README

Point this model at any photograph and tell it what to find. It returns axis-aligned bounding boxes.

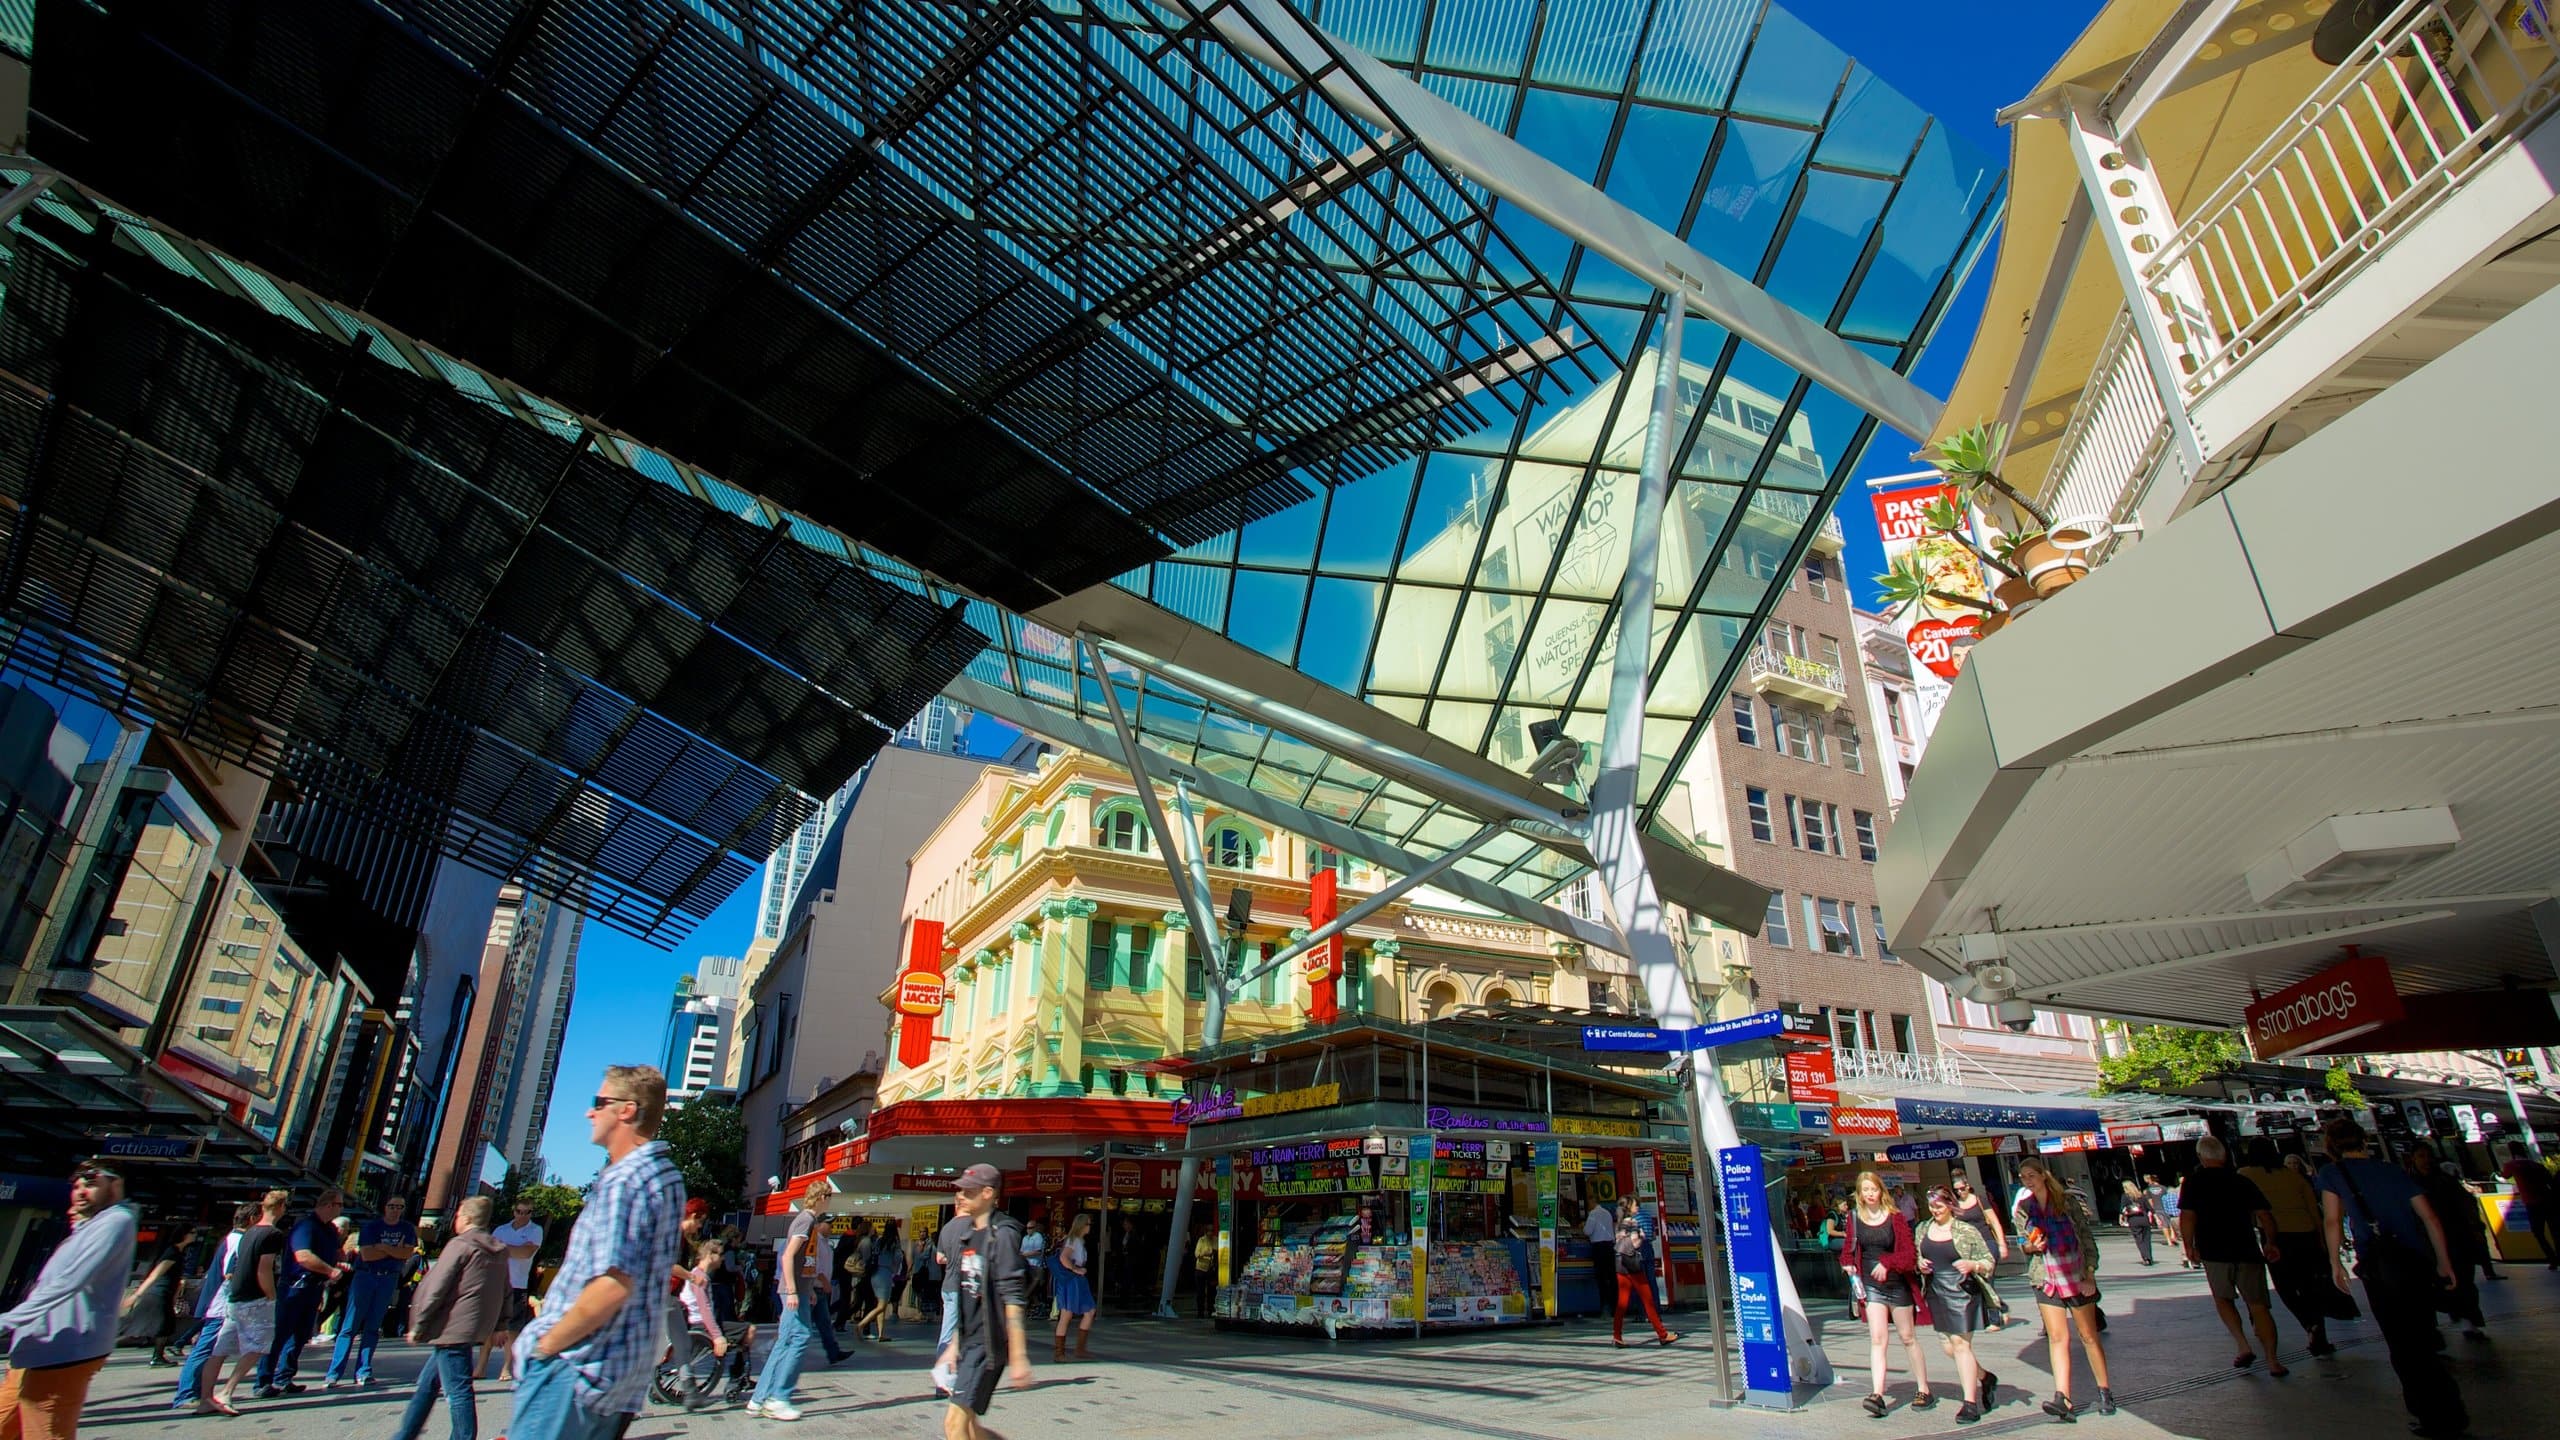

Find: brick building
[1689,543,1935,1066]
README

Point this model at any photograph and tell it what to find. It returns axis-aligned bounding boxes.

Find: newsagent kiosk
[1162,1018,1705,1335]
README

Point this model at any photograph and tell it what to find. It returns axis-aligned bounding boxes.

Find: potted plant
[1935,423,2088,597]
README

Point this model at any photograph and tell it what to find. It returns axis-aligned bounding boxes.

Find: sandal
[1912,1390,1939,1410]
[1863,1393,1890,1419]
[2042,1392,2077,1423]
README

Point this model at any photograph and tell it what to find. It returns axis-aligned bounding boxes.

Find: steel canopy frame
[1174,0,1948,444]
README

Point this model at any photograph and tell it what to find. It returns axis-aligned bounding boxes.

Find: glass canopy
[2,0,1997,938]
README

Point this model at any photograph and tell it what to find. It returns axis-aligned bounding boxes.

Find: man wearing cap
[934,1163,1033,1440]
[0,1160,138,1440]
[747,1175,836,1421]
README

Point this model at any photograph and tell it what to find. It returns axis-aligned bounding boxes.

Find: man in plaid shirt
[509,1064,688,1440]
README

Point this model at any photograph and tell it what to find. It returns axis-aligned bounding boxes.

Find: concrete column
[1369,939,1404,1019]
[1061,782,1097,848]
[1042,895,1098,1091]
[1157,912,1191,1054]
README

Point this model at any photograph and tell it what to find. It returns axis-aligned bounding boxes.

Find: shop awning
[0,1006,335,1195]
[756,1096,1186,1219]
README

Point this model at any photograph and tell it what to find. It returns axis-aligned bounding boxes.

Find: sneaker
[1956,1402,1983,1426]
[324,1379,351,1390]
[2095,1388,2117,1416]
[761,1400,804,1422]
[742,1400,767,1418]
[1979,1370,2000,1409]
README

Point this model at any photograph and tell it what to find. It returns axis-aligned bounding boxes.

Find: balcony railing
[2038,306,2174,561]
[2149,0,2560,397]
[1809,510,1848,555]
[1744,649,1846,700]
[1832,1046,1961,1087]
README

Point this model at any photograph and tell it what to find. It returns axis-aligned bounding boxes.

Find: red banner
[894,919,946,1069]
[1784,1047,1838,1105]
[2244,952,2404,1060]
[1871,482,1959,545]
[1305,868,1341,1026]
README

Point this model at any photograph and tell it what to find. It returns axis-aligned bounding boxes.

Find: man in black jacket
[934,1164,1033,1440]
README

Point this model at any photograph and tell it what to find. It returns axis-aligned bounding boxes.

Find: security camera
[765,1175,781,1190]
[1995,997,2038,1033]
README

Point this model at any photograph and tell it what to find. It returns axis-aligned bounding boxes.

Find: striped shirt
[516,1140,686,1416]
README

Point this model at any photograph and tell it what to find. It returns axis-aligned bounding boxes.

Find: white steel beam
[1583,295,1824,1404]
[1173,0,1947,442]
[941,675,1627,954]
[2104,0,2247,137]
[2059,87,2209,483]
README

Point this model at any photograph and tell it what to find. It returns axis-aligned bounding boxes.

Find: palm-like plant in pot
[1931,423,2088,599]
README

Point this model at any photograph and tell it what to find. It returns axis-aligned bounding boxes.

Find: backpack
[1614,1216,1644,1258]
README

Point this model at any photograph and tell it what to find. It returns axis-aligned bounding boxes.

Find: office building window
[1805,557,1830,601]
[1839,725,1864,774]
[1746,787,1774,843]
[1815,897,1858,955]
[1891,1013,1920,1053]
[1872,905,1898,963]
[1763,892,1791,948]
[1884,690,1911,740]
[1796,799,1828,855]
[1088,929,1116,990]
[1854,810,1880,863]
[1731,694,1758,747]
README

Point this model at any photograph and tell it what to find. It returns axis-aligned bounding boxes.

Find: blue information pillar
[1716,1143,1796,1411]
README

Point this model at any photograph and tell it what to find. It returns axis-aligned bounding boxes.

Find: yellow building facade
[876,749,1633,1104]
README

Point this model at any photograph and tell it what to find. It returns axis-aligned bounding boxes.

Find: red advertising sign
[893,1173,962,1192]
[893,919,946,1069]
[2104,1122,2163,1146]
[1872,482,1959,546]
[2243,952,2405,1060]
[1905,616,1979,680]
[1032,1158,1068,1193]
[1305,868,1343,1026]
[1831,1105,1901,1138]
[1784,1047,1838,1106]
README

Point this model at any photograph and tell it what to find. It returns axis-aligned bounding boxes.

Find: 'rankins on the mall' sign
[2244,952,2405,1061]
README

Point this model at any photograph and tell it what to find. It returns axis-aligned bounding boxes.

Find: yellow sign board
[1240,1082,1341,1119]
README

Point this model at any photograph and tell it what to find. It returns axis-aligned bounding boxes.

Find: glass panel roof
[6,0,1995,936]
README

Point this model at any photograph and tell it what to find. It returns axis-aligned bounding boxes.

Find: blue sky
[533,1,2101,1181]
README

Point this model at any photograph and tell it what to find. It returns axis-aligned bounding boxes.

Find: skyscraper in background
[663,954,741,1107]
[490,890,583,1181]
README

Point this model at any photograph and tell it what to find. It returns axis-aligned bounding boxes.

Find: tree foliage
[659,1094,747,1218]
[2324,1062,2367,1110]
[2096,1025,2247,1094]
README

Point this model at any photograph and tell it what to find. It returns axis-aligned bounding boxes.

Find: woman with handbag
[2117,1180,2158,1266]
[2014,1158,2115,1422]
[2315,1119,2467,1440]
[1841,1171,1934,1418]
[1918,1187,2002,1425]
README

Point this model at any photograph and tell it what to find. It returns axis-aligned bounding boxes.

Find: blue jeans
[257,1284,326,1389]
[750,1297,814,1406]
[171,1309,226,1408]
[392,1345,479,1440]
[505,1353,620,1440]
[327,1271,399,1382]
[811,1290,848,1362]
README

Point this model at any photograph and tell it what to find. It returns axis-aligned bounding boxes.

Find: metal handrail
[1832,1046,1961,1087]
[2037,306,2174,559]
[2148,0,2560,395]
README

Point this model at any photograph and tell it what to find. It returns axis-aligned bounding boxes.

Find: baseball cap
[956,1162,1004,1193]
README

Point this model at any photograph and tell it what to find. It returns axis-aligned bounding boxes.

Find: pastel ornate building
[875,749,1630,1104]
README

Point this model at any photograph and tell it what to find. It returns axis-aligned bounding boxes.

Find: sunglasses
[73,1168,119,1185]
[591,1093,636,1111]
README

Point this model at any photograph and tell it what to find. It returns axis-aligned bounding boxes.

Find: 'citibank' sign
[2243,953,2403,1060]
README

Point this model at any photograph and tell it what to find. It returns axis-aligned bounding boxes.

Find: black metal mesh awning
[0,200,984,942]
[28,0,1592,609]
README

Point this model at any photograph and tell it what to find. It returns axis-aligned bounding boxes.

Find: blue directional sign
[1582,1010,1789,1053]
[1581,1024,1692,1052]
[1690,1010,1787,1048]
[1717,1144,1795,1410]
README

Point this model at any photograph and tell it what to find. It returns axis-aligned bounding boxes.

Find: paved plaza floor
[78,1252,2554,1439]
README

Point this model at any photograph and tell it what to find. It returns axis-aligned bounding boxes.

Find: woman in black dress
[1919,1187,2001,1424]
[1840,1170,1933,1418]
[120,1224,204,1364]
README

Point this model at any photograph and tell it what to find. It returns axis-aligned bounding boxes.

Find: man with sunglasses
[0,1161,138,1440]
[508,1066,687,1440]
